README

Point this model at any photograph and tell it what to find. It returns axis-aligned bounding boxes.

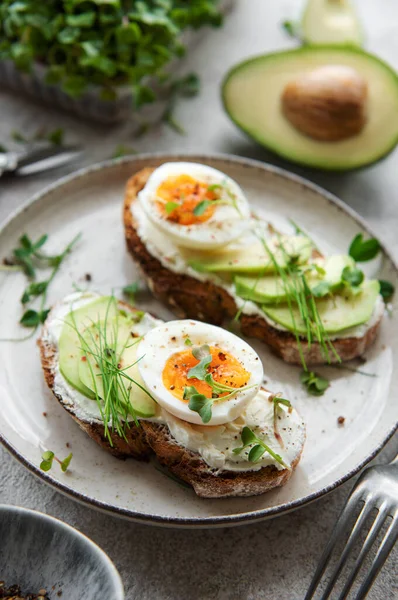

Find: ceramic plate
[0,154,397,527]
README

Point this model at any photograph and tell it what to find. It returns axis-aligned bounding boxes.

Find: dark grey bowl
[0,505,124,599]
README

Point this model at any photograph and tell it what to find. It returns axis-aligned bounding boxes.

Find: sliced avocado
[59,296,117,397]
[78,316,156,419]
[235,272,286,304]
[189,235,312,275]
[222,47,398,171]
[302,0,363,47]
[235,254,354,304]
[319,254,355,287]
[263,279,380,334]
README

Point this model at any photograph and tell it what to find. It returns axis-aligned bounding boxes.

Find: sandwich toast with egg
[38,293,305,498]
[123,164,383,366]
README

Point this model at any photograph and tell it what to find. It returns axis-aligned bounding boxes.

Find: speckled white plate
[0,154,397,528]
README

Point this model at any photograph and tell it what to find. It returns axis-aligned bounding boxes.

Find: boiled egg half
[137,320,263,426]
[138,162,251,250]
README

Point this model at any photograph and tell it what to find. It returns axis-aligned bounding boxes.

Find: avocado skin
[222,46,398,172]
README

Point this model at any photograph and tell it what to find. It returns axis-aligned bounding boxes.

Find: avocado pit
[281,65,368,142]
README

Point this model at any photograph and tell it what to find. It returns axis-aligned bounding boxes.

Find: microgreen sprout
[272,396,292,447]
[184,386,213,424]
[161,73,202,134]
[40,450,73,473]
[233,426,289,468]
[300,370,329,396]
[347,234,394,302]
[183,343,257,423]
[378,279,395,302]
[207,183,222,192]
[289,218,321,254]
[0,3,222,107]
[40,450,54,471]
[165,201,180,215]
[122,282,140,303]
[1,232,81,338]
[19,233,81,330]
[273,396,291,412]
[193,198,230,216]
[341,265,364,293]
[186,344,212,379]
[312,280,331,298]
[60,452,73,472]
[349,233,380,262]
[112,145,137,159]
[13,234,48,277]
[281,20,301,40]
[10,127,64,147]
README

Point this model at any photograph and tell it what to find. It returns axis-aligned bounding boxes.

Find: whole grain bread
[141,421,301,498]
[38,300,303,497]
[123,167,382,365]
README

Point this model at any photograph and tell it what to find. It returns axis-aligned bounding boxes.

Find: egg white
[138,162,251,250]
[137,320,264,426]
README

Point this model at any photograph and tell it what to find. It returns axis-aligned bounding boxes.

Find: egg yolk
[162,346,250,402]
[156,174,220,226]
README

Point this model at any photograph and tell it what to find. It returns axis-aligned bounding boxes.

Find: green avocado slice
[222,46,398,171]
[188,235,312,275]
[301,0,363,47]
[78,316,156,419]
[59,296,117,398]
[263,279,380,334]
[235,255,354,304]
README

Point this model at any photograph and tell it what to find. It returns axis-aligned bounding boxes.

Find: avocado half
[301,0,363,47]
[222,46,398,171]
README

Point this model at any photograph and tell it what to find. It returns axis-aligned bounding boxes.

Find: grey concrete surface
[0,1,397,598]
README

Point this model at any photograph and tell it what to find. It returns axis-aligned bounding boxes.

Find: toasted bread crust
[37,323,151,460]
[123,168,382,365]
[142,421,301,498]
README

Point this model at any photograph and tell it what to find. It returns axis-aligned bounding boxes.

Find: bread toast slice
[38,297,304,497]
[141,421,302,498]
[123,168,382,365]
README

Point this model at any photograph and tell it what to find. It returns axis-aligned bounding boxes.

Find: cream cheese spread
[158,389,305,473]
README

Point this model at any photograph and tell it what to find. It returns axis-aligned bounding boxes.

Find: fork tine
[354,510,398,600]
[320,496,375,599]
[337,502,390,600]
[304,491,369,600]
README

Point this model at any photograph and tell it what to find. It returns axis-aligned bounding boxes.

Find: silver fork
[305,452,398,600]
